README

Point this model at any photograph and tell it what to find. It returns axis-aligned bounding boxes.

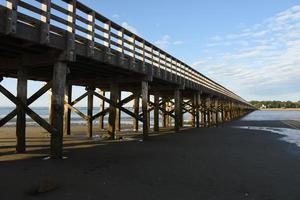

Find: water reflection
[235,126,300,147]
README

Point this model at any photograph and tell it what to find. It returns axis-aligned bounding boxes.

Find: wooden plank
[50,61,67,159]
[16,67,27,153]
[141,81,149,140]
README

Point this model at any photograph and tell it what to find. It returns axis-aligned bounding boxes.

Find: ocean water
[237,110,300,148]
[240,110,300,121]
[0,107,192,127]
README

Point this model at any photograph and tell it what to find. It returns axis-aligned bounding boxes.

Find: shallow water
[235,126,300,148]
[241,110,300,121]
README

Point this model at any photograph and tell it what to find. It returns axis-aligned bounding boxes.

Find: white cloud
[155,35,171,49]
[121,22,138,35]
[193,5,300,101]
[155,35,184,49]
[112,14,120,19]
[173,40,184,45]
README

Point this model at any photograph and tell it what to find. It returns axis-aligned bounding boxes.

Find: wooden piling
[16,67,27,153]
[116,91,121,132]
[141,81,149,140]
[196,93,200,128]
[98,89,105,129]
[86,86,94,138]
[64,84,72,135]
[108,82,119,139]
[154,93,159,132]
[50,61,67,158]
[133,92,139,132]
[174,89,181,132]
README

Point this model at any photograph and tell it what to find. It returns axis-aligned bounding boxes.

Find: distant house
[260,104,267,109]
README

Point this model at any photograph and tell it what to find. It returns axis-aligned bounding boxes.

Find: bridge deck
[0,0,255,158]
[0,0,249,103]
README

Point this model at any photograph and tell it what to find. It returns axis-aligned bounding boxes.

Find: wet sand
[1,120,300,200]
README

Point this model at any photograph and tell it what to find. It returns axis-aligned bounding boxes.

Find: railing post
[40,0,51,44]
[6,0,18,35]
[66,0,76,61]
[104,21,112,62]
[87,11,95,57]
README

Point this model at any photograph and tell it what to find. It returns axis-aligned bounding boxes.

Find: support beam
[50,61,67,159]
[16,67,27,153]
[141,81,149,140]
[108,82,119,139]
[174,89,182,132]
[64,84,72,135]
[133,93,139,132]
[116,91,121,132]
[98,90,105,129]
[86,86,94,138]
[196,93,200,128]
[154,93,159,132]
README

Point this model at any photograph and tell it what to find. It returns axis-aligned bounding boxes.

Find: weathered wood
[191,95,196,127]
[64,84,72,135]
[86,86,94,138]
[48,87,52,125]
[108,82,119,139]
[40,0,51,44]
[154,93,159,132]
[133,93,139,132]
[16,67,27,153]
[6,0,17,34]
[66,0,76,61]
[141,81,149,140]
[0,81,52,127]
[50,61,67,159]
[0,84,57,135]
[174,89,182,132]
[116,91,121,132]
[70,92,88,106]
[94,92,143,122]
[67,104,88,121]
[98,90,105,129]
[161,98,167,128]
[196,93,200,128]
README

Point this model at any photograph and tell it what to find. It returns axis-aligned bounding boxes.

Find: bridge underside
[0,2,254,158]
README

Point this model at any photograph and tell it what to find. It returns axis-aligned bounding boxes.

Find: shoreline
[259,108,300,111]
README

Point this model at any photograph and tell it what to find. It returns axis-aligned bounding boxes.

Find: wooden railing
[2,0,250,105]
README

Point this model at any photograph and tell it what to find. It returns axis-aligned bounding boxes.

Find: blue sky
[0,0,300,106]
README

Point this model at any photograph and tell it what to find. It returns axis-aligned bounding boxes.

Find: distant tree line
[250,101,300,109]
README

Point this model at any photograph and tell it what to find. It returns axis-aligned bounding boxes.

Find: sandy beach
[1,120,300,200]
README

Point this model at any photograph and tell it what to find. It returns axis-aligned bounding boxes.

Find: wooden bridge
[0,0,255,158]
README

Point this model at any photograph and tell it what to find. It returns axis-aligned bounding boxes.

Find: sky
[0,0,300,106]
